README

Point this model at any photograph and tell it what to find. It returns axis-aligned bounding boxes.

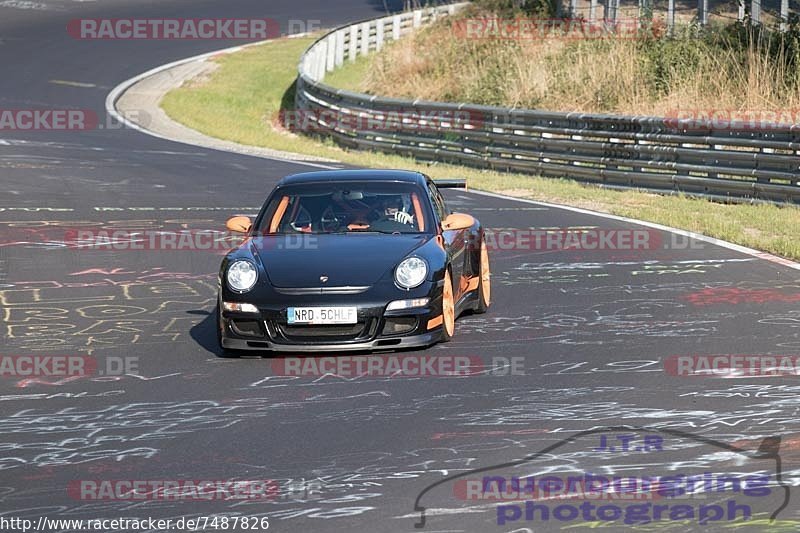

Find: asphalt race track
[2,1,800,531]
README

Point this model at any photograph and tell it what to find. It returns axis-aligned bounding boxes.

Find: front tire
[441,269,456,342]
[474,239,491,314]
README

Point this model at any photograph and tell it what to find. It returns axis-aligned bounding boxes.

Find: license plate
[287,306,358,325]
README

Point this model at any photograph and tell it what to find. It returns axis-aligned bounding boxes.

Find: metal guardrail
[295,4,800,204]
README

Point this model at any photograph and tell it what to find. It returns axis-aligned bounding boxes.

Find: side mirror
[226,216,252,234]
[441,213,475,231]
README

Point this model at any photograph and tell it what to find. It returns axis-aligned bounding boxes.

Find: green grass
[161,35,800,261]
[323,54,373,91]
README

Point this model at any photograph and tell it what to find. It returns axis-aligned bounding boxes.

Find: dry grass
[355,12,800,116]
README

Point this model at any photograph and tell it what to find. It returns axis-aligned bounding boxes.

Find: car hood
[252,233,432,288]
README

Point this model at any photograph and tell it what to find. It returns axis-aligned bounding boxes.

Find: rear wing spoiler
[433,178,467,190]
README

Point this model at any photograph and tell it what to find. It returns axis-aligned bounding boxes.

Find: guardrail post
[751,0,761,24]
[376,19,385,50]
[392,15,402,40]
[590,0,598,22]
[697,0,708,26]
[738,0,745,20]
[348,25,358,62]
[640,0,653,24]
[325,34,336,72]
[360,22,371,56]
[335,29,345,67]
[311,47,322,81]
[607,0,619,27]
[413,10,423,28]
[780,0,789,31]
[668,0,675,34]
[317,44,327,80]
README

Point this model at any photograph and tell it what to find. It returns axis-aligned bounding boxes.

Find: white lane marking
[0,0,51,10]
[471,207,548,211]
[104,34,338,171]
[49,79,97,88]
[465,189,800,271]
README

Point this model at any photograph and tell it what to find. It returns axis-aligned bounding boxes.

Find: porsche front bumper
[219,299,445,352]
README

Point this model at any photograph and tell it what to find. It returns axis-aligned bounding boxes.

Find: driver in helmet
[376,195,414,225]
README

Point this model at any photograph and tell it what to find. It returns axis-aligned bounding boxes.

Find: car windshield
[256,181,432,235]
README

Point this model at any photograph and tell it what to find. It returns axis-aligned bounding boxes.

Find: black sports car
[217,169,491,355]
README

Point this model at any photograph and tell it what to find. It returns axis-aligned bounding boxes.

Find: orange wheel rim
[444,271,455,336]
[480,240,491,305]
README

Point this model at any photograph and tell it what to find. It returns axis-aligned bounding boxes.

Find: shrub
[472,0,558,17]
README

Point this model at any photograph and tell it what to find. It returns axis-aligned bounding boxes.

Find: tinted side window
[427,181,448,222]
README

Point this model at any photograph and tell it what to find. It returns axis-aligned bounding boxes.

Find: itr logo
[413,426,789,529]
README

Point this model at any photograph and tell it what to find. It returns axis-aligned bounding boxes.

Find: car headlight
[395,257,427,289]
[227,260,258,292]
